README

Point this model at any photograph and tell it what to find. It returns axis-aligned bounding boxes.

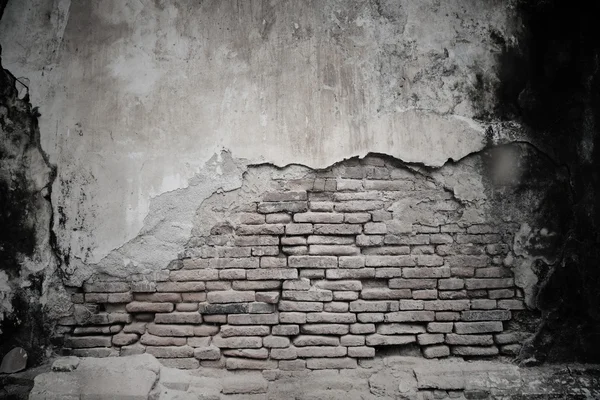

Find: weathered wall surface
[0,0,598,367]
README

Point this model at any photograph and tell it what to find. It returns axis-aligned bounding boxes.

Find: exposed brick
[427,322,453,333]
[357,313,384,323]
[235,235,279,246]
[356,234,384,247]
[207,290,256,304]
[438,278,464,290]
[454,321,503,334]
[281,237,306,246]
[333,291,360,301]
[294,212,344,223]
[307,235,354,245]
[374,268,404,278]
[251,246,280,256]
[465,278,514,290]
[475,267,512,278]
[423,300,470,311]
[155,312,203,324]
[363,246,410,255]
[219,269,246,280]
[293,335,340,347]
[263,191,308,202]
[282,246,309,255]
[239,213,266,225]
[417,333,444,345]
[309,201,334,212]
[422,345,450,358]
[309,245,360,255]
[371,210,392,222]
[350,323,376,334]
[282,290,332,302]
[348,346,375,358]
[446,334,493,346]
[170,270,218,282]
[456,234,501,244]
[326,269,376,279]
[126,302,174,313]
[497,299,526,310]
[258,201,307,214]
[461,310,511,321]
[361,288,411,300]
[84,282,130,293]
[272,325,300,336]
[232,280,281,290]
[488,289,515,299]
[306,357,357,369]
[389,278,437,289]
[451,346,499,356]
[289,255,337,268]
[228,313,279,325]
[366,334,416,346]
[365,255,415,267]
[297,346,347,358]
[306,312,356,324]
[344,213,371,224]
[313,224,363,235]
[377,323,425,334]
[236,224,285,235]
[279,301,323,312]
[403,267,450,278]
[413,289,438,300]
[247,269,298,280]
[265,213,292,224]
[399,300,424,310]
[301,324,350,335]
[339,256,365,269]
[384,311,435,322]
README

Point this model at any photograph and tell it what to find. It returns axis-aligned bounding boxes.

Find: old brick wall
[57,155,532,370]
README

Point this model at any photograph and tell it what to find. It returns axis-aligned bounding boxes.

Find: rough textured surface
[24,354,600,399]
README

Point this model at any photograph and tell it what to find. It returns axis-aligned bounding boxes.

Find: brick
[206,281,231,290]
[141,333,186,347]
[500,344,521,356]
[344,213,371,224]
[232,280,281,290]
[258,201,307,214]
[348,347,375,358]
[279,360,307,370]
[227,313,279,325]
[339,256,365,269]
[123,322,147,335]
[306,357,357,369]
[350,300,398,312]
[350,323,376,334]
[488,289,514,299]
[235,235,279,246]
[475,267,512,278]
[340,334,365,346]
[309,201,334,212]
[451,346,499,356]
[306,312,356,324]
[293,335,339,347]
[285,224,314,235]
[374,268,403,278]
[364,246,410,255]
[422,345,450,358]
[385,234,430,245]
[364,180,413,191]
[389,279,436,289]
[294,212,344,223]
[411,245,436,255]
[300,269,324,279]
[266,213,293,224]
[225,358,278,370]
[282,290,332,302]
[438,279,464,290]
[65,336,112,348]
[461,310,511,321]
[247,269,298,280]
[309,245,360,255]
[366,334,416,346]
[187,337,211,347]
[470,299,497,310]
[279,301,323,312]
[415,255,444,266]
[251,246,279,256]
[385,311,435,322]
[219,269,247,280]
[399,300,424,310]
[357,313,384,323]
[198,303,248,314]
[439,290,467,300]
[263,335,291,348]
[272,325,299,336]
[301,324,350,335]
[361,288,411,300]
[313,224,362,235]
[333,291,359,301]
[486,244,510,255]
[494,331,530,345]
[282,278,310,290]
[259,257,287,269]
[289,255,337,268]
[146,324,194,337]
[427,322,453,333]
[130,282,156,293]
[263,191,308,202]
[498,299,525,310]
[413,289,438,300]
[465,278,514,290]
[366,255,415,267]
[270,347,298,360]
[423,300,470,311]
[84,282,130,293]
[297,346,347,358]
[208,258,260,269]
[220,325,270,337]
[403,267,450,278]
[467,225,498,234]
[456,234,501,244]
[126,302,174,313]
[326,269,375,279]
[284,248,310,259]
[255,292,280,304]
[445,255,490,268]
[377,324,426,334]
[146,346,194,358]
[281,237,306,246]
[335,179,363,191]
[446,334,493,346]
[356,234,384,247]
[212,335,263,349]
[237,224,284,235]
[436,312,461,321]
[279,312,306,324]
[155,312,203,324]
[307,235,354,245]
[202,315,226,323]
[451,267,475,277]
[454,321,503,334]
[194,345,221,360]
[430,234,453,244]
[441,224,463,233]
[418,333,444,345]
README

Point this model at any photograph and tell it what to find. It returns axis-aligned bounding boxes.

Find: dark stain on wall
[497,0,600,362]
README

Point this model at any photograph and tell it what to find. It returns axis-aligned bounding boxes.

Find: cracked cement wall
[0,0,598,366]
